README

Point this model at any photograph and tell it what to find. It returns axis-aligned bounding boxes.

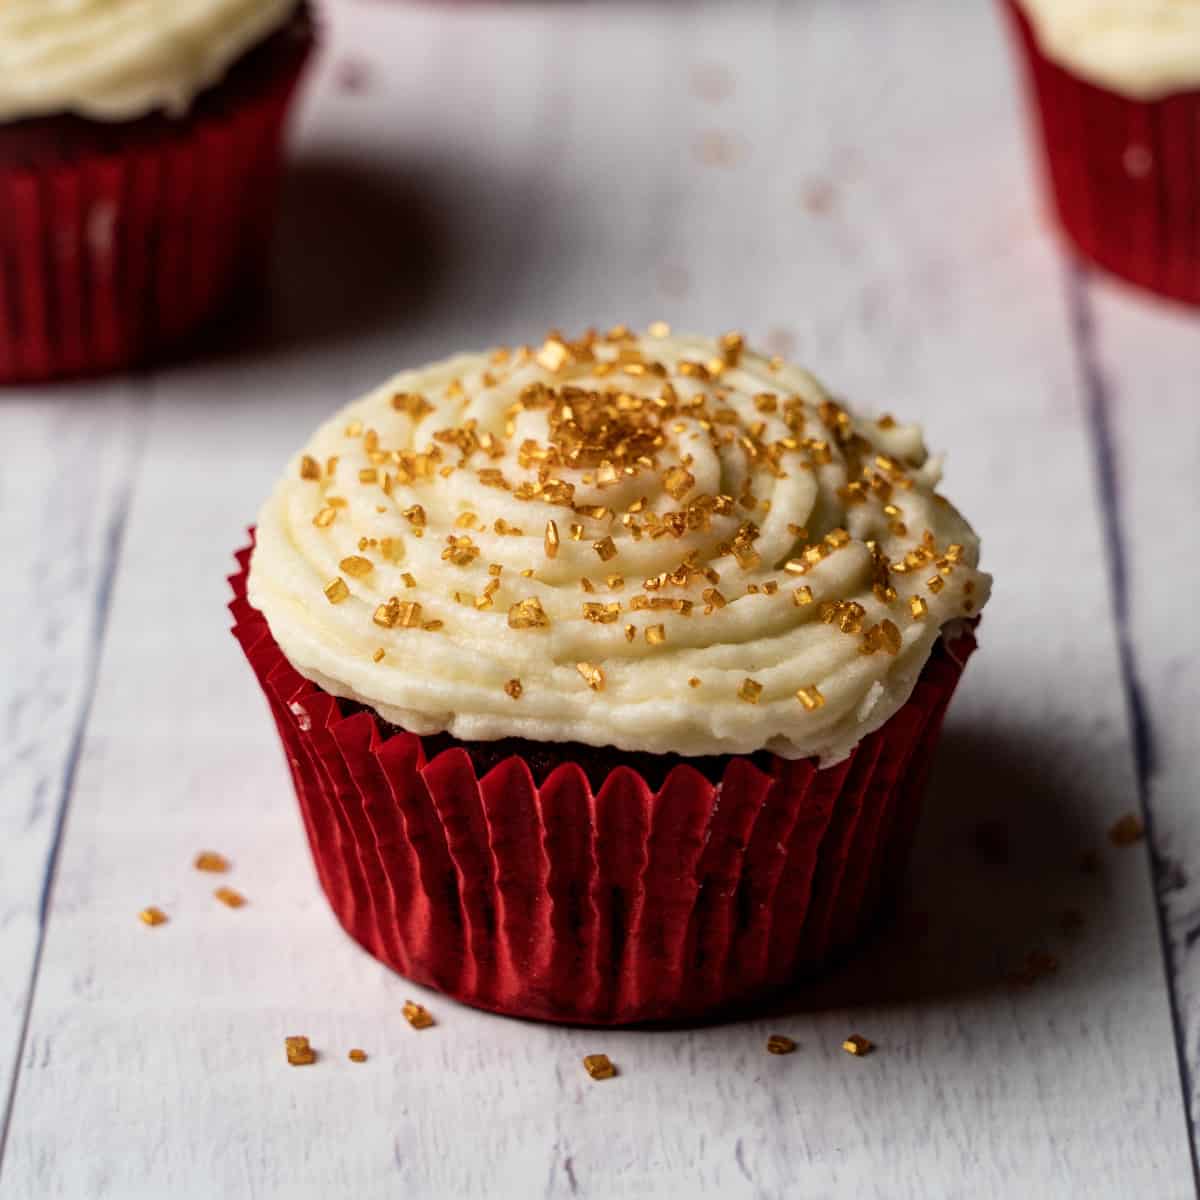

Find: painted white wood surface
[1083,275,1200,1131]
[0,383,144,1119]
[1,2,1198,1196]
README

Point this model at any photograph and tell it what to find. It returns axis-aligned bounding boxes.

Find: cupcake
[1003,0,1200,305]
[232,327,991,1025]
[0,0,314,384]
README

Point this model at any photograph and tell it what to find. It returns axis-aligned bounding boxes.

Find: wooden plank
[1077,273,1200,1152]
[0,381,144,1147]
[1,2,1194,1196]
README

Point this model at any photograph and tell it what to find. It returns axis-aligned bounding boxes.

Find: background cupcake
[1003,0,1200,305]
[0,0,314,384]
[233,327,991,1025]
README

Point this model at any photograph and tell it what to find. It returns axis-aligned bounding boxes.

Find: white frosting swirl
[1016,0,1200,98]
[0,0,300,122]
[248,331,990,763]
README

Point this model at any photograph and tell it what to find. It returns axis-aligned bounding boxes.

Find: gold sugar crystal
[194,851,229,874]
[583,1054,616,1081]
[403,1002,435,1030]
[766,1035,797,1056]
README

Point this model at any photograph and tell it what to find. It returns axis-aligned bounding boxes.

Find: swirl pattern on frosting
[248,329,990,763]
[0,0,299,122]
[1017,0,1200,98]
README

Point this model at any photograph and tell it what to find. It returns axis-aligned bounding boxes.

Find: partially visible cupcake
[233,327,991,1025]
[1003,0,1200,305]
[0,0,314,383]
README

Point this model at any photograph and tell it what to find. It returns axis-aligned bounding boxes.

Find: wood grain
[0,381,144,1145]
[0,2,1197,1197]
[1079,273,1200,1149]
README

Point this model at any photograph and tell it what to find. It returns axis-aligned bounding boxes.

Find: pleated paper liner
[1003,0,1200,307]
[0,14,314,384]
[231,537,976,1026]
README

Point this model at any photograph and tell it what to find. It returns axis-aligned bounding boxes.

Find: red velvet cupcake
[0,1,314,383]
[1003,0,1200,305]
[234,328,991,1025]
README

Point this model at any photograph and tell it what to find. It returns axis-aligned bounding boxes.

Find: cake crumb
[193,851,229,873]
[1108,813,1144,847]
[841,1034,873,1057]
[139,907,167,927]
[286,1036,316,1066]
[766,1035,796,1056]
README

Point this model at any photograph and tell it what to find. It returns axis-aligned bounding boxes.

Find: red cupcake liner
[0,33,312,384]
[230,535,976,1025]
[1002,0,1200,306]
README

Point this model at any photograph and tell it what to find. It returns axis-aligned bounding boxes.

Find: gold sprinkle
[423,620,444,632]
[402,572,417,589]
[793,586,814,606]
[372,648,385,663]
[545,520,560,559]
[139,907,167,927]
[392,392,433,418]
[663,465,695,501]
[403,505,427,528]
[766,1035,797,1056]
[580,577,596,594]
[738,678,763,704]
[325,578,350,605]
[878,619,902,654]
[842,1035,874,1057]
[403,1001,435,1030]
[373,599,401,628]
[194,851,229,873]
[583,1054,616,1081]
[576,662,606,691]
[909,596,928,620]
[645,624,667,646]
[344,420,363,438]
[536,337,570,373]
[648,321,671,337]
[285,1036,316,1066]
[348,1049,367,1063]
[702,587,727,609]
[1109,813,1145,847]
[299,455,321,480]
[442,536,480,567]
[313,507,338,529]
[796,685,824,711]
[214,886,246,909]
[339,555,374,579]
[688,677,701,688]
[508,598,550,630]
[624,624,637,642]
[605,574,625,591]
[504,679,523,700]
[358,467,378,485]
[570,523,585,541]
[593,536,618,562]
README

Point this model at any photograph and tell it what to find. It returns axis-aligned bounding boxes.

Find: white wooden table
[2,2,1198,1196]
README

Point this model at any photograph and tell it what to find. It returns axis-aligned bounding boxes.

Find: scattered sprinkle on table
[842,1035,873,1057]
[348,1049,367,1063]
[139,907,167,927]
[583,1054,616,1080]
[193,851,230,873]
[403,1001,434,1030]
[1108,813,1145,847]
[766,1035,797,1056]
[285,1036,316,1066]
[214,887,246,909]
